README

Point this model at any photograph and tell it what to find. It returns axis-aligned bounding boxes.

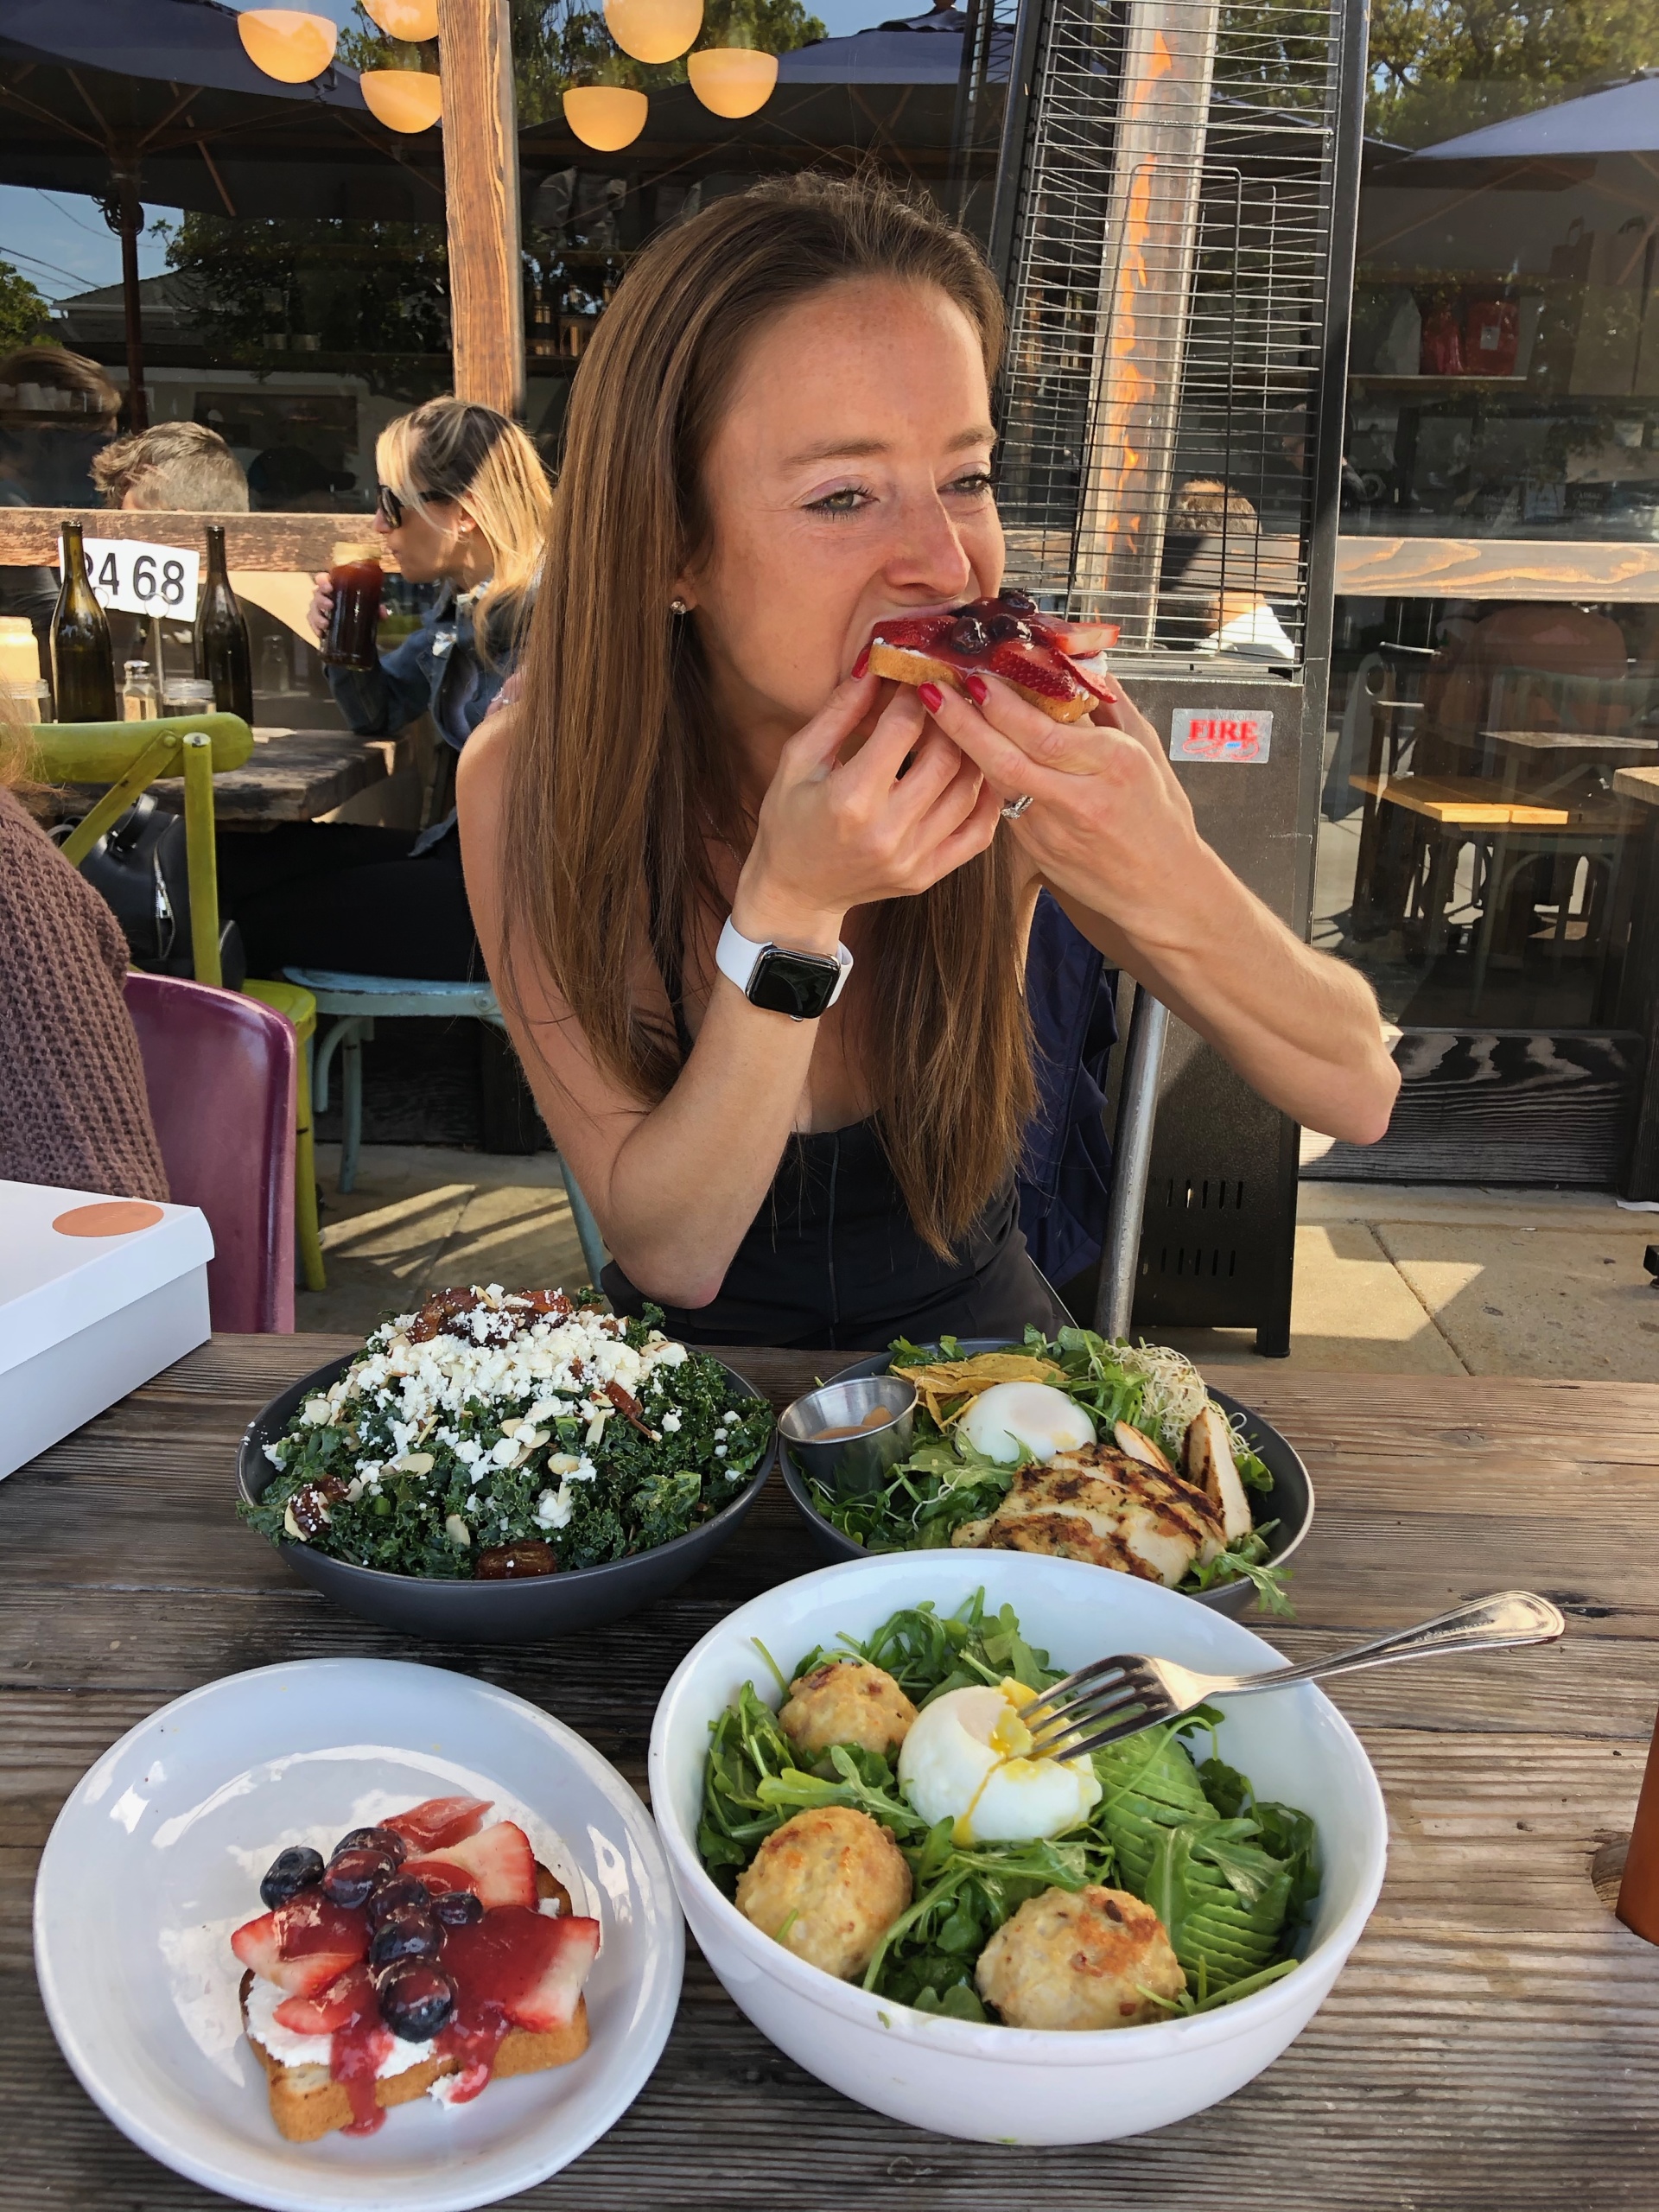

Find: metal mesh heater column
[1071,0,1219,641]
[984,0,1368,1351]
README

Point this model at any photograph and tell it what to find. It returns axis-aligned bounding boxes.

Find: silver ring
[1001,794,1033,821]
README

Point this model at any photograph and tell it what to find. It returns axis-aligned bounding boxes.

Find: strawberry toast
[231,1791,599,2140]
[866,592,1118,723]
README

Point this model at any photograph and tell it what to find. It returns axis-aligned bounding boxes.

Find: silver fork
[1020,1591,1566,1761]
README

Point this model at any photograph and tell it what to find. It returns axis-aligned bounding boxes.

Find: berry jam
[868,594,1112,709]
[431,1906,574,2101]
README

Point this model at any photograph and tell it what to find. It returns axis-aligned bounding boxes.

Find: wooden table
[46,728,413,828]
[4,1336,1657,2209]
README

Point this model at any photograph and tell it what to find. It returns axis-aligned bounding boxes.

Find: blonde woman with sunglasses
[219,399,552,982]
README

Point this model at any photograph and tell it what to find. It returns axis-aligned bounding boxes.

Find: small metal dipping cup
[779,1375,918,1499]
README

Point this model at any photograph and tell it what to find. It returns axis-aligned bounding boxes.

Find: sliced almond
[1185,1403,1253,1544]
[391,1450,435,1475]
[1115,1420,1174,1475]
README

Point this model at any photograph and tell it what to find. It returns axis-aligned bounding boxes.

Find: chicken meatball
[779,1660,918,1758]
[976,1885,1185,2030]
[735,1806,912,1980]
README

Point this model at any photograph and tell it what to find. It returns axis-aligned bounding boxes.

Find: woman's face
[682,276,1004,734]
[373,491,476,584]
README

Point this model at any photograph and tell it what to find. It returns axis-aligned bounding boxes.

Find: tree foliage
[0,261,55,354]
[1366,0,1659,148]
[156,213,448,367]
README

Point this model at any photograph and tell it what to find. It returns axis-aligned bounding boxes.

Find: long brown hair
[503,171,1034,1257]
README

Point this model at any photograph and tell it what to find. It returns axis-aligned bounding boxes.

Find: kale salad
[699,1592,1319,2023]
[245,1285,773,1580]
[803,1327,1291,1613]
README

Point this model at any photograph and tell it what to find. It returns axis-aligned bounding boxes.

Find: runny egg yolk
[897,1680,1102,1847]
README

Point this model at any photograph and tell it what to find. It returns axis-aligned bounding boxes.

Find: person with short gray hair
[92,421,249,512]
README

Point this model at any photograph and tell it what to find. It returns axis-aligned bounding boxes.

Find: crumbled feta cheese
[263,1442,287,1469]
[714,1444,727,1457]
[534,1482,575,1530]
[490,1435,519,1467]
[660,1411,683,1433]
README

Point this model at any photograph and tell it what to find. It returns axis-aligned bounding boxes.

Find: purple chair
[124,971,297,1333]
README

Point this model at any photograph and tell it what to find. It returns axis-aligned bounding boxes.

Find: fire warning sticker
[1168,708,1274,764]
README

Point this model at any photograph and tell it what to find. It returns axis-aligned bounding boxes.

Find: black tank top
[599,919,1069,1351]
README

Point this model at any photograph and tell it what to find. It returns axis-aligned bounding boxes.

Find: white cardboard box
[0,1179,214,1478]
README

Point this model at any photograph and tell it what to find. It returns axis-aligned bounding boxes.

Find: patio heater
[965,0,1367,1351]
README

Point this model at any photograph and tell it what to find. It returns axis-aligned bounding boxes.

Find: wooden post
[437,0,524,417]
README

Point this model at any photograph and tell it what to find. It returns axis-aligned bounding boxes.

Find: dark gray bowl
[779,1340,1312,1618]
[238,1351,775,1642]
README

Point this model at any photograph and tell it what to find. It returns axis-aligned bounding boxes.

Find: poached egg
[958,1382,1096,1465]
[897,1681,1102,1846]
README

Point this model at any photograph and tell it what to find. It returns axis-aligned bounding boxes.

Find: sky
[0,0,894,308]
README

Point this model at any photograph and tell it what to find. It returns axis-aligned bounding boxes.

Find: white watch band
[715,916,854,1010]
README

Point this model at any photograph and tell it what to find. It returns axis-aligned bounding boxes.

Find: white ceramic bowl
[35,1658,684,2212]
[648,1552,1387,2145]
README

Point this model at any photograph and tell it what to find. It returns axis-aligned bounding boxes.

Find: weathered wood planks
[3,1335,1659,2208]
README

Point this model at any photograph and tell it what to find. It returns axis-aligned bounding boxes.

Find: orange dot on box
[52,1201,165,1238]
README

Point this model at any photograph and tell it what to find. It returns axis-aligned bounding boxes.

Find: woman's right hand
[306,572,334,643]
[732,671,1001,951]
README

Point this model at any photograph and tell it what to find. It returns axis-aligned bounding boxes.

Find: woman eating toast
[458,173,1398,1350]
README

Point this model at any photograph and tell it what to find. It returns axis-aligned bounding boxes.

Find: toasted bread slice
[867,639,1097,724]
[240,1860,588,2142]
[242,1975,589,2143]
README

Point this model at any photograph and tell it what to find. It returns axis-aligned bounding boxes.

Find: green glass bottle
[49,521,116,722]
[194,523,252,724]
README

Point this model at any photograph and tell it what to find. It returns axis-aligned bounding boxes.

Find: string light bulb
[237,8,339,83]
[686,46,777,117]
[563,85,649,150]
[359,68,443,130]
[603,0,702,63]
[359,0,441,38]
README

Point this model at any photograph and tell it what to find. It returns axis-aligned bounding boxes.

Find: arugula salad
[802,1327,1291,1614]
[245,1284,773,1579]
[699,1592,1319,2024]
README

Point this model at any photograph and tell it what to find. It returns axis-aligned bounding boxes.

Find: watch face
[747,947,842,1020]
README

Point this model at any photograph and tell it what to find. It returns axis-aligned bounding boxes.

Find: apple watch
[715,915,853,1021]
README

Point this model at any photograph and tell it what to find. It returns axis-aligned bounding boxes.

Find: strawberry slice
[505,1913,600,2031]
[273,1964,377,2036]
[401,1853,476,1897]
[426,1820,537,1910]
[228,1893,365,1999]
[440,1906,600,2032]
[384,1795,491,1853]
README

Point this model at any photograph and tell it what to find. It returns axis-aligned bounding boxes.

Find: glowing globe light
[563,85,649,150]
[686,47,777,118]
[360,0,441,38]
[359,67,443,130]
[603,0,702,63]
[237,8,339,83]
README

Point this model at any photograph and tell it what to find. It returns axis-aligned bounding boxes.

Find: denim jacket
[325,583,524,849]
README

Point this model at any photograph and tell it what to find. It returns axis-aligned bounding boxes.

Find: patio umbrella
[1405,70,1659,165]
[0,0,442,424]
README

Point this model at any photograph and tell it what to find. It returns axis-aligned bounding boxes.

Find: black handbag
[60,792,246,989]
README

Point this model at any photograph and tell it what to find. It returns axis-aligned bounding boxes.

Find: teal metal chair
[283,967,609,1287]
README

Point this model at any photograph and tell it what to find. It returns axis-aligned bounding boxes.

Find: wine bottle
[194,523,253,724]
[49,522,116,722]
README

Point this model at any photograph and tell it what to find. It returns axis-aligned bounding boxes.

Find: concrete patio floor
[297,1147,1659,1381]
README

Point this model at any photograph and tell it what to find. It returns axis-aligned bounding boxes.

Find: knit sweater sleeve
[0,788,170,1202]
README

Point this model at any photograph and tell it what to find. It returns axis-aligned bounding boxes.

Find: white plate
[34,1658,683,2212]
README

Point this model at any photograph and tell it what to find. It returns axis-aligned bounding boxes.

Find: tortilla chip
[897,1352,1068,1425]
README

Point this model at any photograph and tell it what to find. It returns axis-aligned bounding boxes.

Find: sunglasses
[375,484,405,529]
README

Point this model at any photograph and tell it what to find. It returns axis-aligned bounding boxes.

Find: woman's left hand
[922,666,1402,1147]
[922,670,1207,952]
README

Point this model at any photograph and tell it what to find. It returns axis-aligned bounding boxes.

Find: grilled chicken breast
[951,1446,1226,1587]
